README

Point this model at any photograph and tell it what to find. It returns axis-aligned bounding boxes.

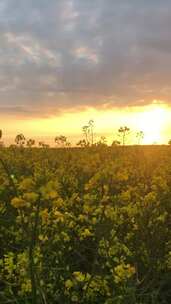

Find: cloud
[0,0,171,117]
[74,47,99,64]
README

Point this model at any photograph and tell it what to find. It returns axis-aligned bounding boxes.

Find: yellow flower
[54,210,64,223]
[19,178,35,191]
[48,190,58,199]
[80,228,93,239]
[71,295,79,302]
[78,214,86,222]
[92,217,97,224]
[68,220,75,228]
[114,263,135,283]
[53,198,64,208]
[11,197,25,208]
[73,271,85,282]
[18,280,31,296]
[40,209,49,223]
[23,192,39,203]
[39,234,48,242]
[61,232,70,242]
[65,279,73,289]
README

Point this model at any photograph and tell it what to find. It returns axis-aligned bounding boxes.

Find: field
[0,146,171,303]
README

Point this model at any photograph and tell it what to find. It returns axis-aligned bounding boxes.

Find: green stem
[29,195,41,304]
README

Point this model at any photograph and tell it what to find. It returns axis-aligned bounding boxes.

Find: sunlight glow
[1,102,171,146]
[134,104,170,144]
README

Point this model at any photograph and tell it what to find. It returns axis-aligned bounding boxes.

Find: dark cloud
[0,0,171,117]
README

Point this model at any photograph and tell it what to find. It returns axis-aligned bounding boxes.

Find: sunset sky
[1,0,171,145]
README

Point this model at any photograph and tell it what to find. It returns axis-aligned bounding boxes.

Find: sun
[135,104,169,144]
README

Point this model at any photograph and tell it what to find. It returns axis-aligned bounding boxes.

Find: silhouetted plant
[82,120,95,146]
[118,126,130,145]
[136,131,144,145]
[82,126,90,145]
[88,119,94,145]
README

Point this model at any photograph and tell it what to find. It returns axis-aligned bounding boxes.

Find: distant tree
[118,126,130,145]
[111,140,121,146]
[55,135,66,147]
[76,139,87,147]
[0,130,2,139]
[168,139,171,145]
[27,139,35,147]
[39,141,43,147]
[39,141,49,148]
[66,141,71,148]
[55,135,70,147]
[136,131,144,145]
[9,144,17,149]
[15,134,26,147]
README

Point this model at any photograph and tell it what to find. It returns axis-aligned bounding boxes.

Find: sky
[1,0,171,145]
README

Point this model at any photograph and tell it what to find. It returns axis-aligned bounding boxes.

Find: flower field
[0,146,171,303]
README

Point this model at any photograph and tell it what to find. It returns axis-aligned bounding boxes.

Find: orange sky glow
[1,101,171,146]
